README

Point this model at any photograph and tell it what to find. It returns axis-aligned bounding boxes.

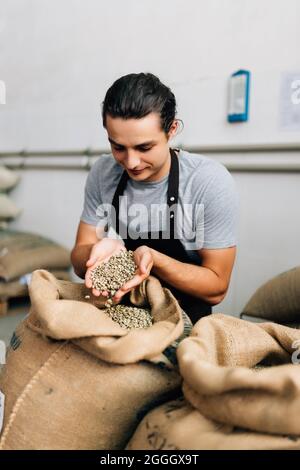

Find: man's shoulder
[90,152,121,173]
[89,153,122,183]
[179,148,233,186]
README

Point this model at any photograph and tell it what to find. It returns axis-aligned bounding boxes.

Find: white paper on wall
[280,71,300,130]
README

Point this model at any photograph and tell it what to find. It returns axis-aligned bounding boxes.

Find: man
[71,73,239,324]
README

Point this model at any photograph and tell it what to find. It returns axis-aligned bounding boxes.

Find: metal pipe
[1,142,300,158]
[1,145,300,172]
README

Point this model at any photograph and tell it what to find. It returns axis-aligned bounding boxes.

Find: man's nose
[124,151,141,170]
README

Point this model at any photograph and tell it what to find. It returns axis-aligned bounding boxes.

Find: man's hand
[85,238,126,297]
[112,245,154,303]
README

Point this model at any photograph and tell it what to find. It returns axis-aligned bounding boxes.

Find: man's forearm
[71,244,94,279]
[150,248,226,305]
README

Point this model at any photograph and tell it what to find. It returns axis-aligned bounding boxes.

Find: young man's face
[105,112,177,182]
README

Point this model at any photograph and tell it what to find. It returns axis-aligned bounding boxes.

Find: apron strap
[111,148,179,237]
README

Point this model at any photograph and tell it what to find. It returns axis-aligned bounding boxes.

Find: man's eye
[113,146,152,152]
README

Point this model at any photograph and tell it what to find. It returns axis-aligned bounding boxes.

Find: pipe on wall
[1,144,300,172]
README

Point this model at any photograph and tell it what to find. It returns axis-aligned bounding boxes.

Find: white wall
[1,0,300,149]
[215,162,300,315]
[1,0,300,316]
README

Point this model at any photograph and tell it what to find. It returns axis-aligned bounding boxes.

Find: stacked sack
[4,262,300,450]
[0,270,192,450]
[0,165,71,316]
[0,165,21,230]
[126,267,300,450]
[126,313,300,450]
[240,266,300,327]
[0,230,71,316]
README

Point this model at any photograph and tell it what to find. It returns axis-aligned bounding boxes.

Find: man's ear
[167,119,179,140]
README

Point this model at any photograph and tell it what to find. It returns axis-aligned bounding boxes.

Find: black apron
[110,147,212,324]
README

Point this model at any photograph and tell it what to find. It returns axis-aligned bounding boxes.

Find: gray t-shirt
[80,148,239,264]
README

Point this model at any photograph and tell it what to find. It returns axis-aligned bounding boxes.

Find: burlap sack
[0,230,70,281]
[0,166,20,191]
[241,266,300,324]
[176,314,300,440]
[0,270,186,450]
[0,194,21,221]
[126,397,300,450]
[0,270,70,302]
[0,221,8,230]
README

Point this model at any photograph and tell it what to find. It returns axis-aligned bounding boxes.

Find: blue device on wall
[227,69,250,122]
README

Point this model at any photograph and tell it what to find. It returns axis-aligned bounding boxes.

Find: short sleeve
[80,161,102,226]
[194,167,239,250]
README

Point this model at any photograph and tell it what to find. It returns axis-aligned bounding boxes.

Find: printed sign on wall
[280,72,300,130]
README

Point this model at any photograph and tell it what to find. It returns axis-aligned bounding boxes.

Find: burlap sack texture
[0,270,71,315]
[126,397,300,450]
[127,314,300,450]
[241,266,300,325]
[0,166,20,192]
[0,231,70,281]
[0,270,70,298]
[178,314,300,439]
[0,166,21,226]
[0,194,21,221]
[0,270,186,450]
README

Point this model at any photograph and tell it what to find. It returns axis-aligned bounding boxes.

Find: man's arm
[150,246,236,305]
[71,221,100,278]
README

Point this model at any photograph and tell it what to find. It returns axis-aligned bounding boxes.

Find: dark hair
[102,72,179,135]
